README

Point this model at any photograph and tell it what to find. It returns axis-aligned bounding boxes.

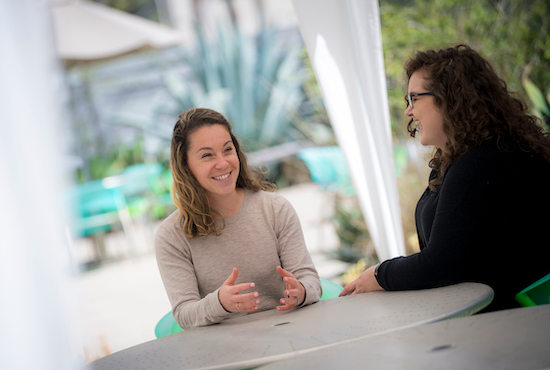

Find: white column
[0,0,82,369]
[291,0,405,261]
[165,0,197,48]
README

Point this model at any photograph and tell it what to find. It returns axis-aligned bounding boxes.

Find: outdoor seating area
[3,1,549,369]
[66,162,175,268]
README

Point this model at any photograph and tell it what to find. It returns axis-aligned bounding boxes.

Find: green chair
[154,279,344,338]
[104,162,164,218]
[320,279,344,300]
[66,179,135,262]
[515,272,550,307]
[297,146,355,196]
[155,310,184,338]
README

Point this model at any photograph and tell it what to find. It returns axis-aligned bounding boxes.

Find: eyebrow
[195,140,233,153]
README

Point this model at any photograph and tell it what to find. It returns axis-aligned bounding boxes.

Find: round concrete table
[88,282,493,370]
[262,304,550,370]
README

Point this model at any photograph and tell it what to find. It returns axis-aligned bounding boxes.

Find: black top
[377,138,550,312]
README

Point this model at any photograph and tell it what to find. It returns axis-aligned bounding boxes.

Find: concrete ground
[73,183,350,362]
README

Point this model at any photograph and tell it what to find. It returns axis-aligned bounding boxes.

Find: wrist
[373,262,381,284]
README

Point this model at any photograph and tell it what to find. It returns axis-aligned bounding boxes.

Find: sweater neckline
[215,189,251,227]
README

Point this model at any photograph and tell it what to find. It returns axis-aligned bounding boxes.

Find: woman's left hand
[339,264,384,296]
[276,266,305,311]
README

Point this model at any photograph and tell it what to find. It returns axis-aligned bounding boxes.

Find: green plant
[153,21,312,153]
[75,136,146,182]
[522,66,550,130]
[381,0,550,138]
[332,194,378,264]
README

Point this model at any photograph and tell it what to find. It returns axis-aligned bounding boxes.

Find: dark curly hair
[405,44,550,190]
[170,108,276,238]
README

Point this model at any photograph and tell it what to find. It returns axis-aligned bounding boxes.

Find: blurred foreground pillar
[0,0,81,369]
[292,0,405,261]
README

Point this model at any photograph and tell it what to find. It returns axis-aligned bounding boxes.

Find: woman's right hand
[218,267,261,313]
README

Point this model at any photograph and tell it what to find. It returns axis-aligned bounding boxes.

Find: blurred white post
[165,0,197,48]
[291,0,405,261]
[0,1,81,369]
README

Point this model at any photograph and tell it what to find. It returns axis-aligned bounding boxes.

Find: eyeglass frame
[406,92,435,108]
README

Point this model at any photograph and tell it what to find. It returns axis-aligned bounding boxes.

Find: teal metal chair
[515,272,550,307]
[104,162,164,218]
[297,146,355,196]
[154,279,344,338]
[66,179,135,262]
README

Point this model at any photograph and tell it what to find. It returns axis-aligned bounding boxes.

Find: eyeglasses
[406,92,435,108]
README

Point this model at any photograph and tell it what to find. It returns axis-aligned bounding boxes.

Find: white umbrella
[51,0,182,61]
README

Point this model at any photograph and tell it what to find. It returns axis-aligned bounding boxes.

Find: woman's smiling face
[186,124,240,202]
[405,70,447,150]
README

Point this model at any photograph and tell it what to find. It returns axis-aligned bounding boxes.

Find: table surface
[262,304,550,370]
[89,282,493,370]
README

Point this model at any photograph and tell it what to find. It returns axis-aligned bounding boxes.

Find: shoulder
[157,209,181,233]
[244,190,298,223]
[246,189,289,208]
[155,209,188,249]
[444,138,550,193]
[451,138,548,175]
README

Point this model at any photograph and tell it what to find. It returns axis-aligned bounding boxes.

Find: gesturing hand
[276,266,305,311]
[218,268,261,313]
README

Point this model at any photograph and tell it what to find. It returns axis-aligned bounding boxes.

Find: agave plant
[152,19,311,152]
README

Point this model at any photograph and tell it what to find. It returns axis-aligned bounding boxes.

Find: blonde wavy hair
[170,108,276,238]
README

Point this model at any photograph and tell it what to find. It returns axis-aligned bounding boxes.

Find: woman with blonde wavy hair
[155,107,321,328]
[341,44,550,312]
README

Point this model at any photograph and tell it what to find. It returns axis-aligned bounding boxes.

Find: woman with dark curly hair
[155,108,321,328]
[341,44,550,312]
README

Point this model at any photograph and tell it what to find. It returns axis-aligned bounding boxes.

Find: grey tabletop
[262,304,550,370]
[89,282,493,370]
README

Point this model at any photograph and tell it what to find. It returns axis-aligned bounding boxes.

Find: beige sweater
[155,189,322,328]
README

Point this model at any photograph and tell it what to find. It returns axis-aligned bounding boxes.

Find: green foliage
[522,76,550,129]
[380,0,550,137]
[332,195,375,263]
[155,21,313,152]
[76,139,145,182]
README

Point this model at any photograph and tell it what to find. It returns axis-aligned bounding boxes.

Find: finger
[284,288,300,298]
[276,266,294,279]
[223,267,239,286]
[276,301,294,311]
[228,282,256,295]
[339,280,356,297]
[234,298,261,312]
[283,278,302,296]
[236,291,260,302]
[279,296,300,306]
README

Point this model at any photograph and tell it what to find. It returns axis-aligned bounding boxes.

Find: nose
[214,156,229,169]
[405,104,413,117]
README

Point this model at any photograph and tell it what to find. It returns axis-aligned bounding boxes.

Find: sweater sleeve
[377,148,502,290]
[275,196,322,305]
[154,221,230,328]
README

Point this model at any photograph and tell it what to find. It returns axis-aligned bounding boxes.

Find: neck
[209,188,245,219]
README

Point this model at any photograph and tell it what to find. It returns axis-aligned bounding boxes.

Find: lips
[213,172,231,181]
